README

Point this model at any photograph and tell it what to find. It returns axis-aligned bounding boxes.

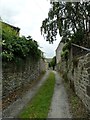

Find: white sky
[0,0,61,58]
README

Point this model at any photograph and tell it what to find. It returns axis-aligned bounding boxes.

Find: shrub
[1,22,41,62]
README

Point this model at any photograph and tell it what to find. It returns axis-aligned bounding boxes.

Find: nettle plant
[1,22,41,62]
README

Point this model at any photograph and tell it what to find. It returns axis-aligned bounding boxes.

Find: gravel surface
[2,70,50,118]
[48,71,72,118]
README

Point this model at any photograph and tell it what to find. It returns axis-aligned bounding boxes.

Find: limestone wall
[60,53,90,111]
[2,58,46,108]
[56,42,64,64]
[74,53,90,110]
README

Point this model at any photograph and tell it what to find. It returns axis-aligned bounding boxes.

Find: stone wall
[56,42,64,64]
[74,53,90,111]
[2,58,46,108]
[60,53,90,111]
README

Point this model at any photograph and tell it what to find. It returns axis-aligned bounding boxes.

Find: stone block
[87,85,90,97]
[89,75,90,84]
[87,68,90,74]
[86,53,90,58]
[85,62,90,68]
[87,57,90,62]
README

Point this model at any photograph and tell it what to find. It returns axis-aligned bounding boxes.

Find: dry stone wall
[2,58,46,108]
[60,53,90,111]
[74,53,90,110]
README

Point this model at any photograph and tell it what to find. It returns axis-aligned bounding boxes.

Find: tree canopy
[41,2,90,45]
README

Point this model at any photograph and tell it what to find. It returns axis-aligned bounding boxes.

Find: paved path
[3,70,50,118]
[48,71,72,118]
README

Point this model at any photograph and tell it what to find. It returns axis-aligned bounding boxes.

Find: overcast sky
[0,0,61,58]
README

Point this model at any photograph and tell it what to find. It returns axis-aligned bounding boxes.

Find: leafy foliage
[41,2,90,46]
[1,22,41,61]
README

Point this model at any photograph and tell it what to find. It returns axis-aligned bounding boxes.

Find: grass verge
[18,72,55,118]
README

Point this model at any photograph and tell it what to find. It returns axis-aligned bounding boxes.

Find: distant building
[56,41,64,64]
[1,21,20,36]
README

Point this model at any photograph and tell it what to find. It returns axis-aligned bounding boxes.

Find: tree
[49,56,56,70]
[41,2,90,46]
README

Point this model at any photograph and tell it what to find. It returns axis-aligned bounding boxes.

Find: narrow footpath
[3,70,72,118]
[3,70,50,118]
[48,71,72,118]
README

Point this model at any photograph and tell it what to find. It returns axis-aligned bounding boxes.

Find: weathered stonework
[2,58,46,108]
[56,41,64,64]
[59,53,90,111]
